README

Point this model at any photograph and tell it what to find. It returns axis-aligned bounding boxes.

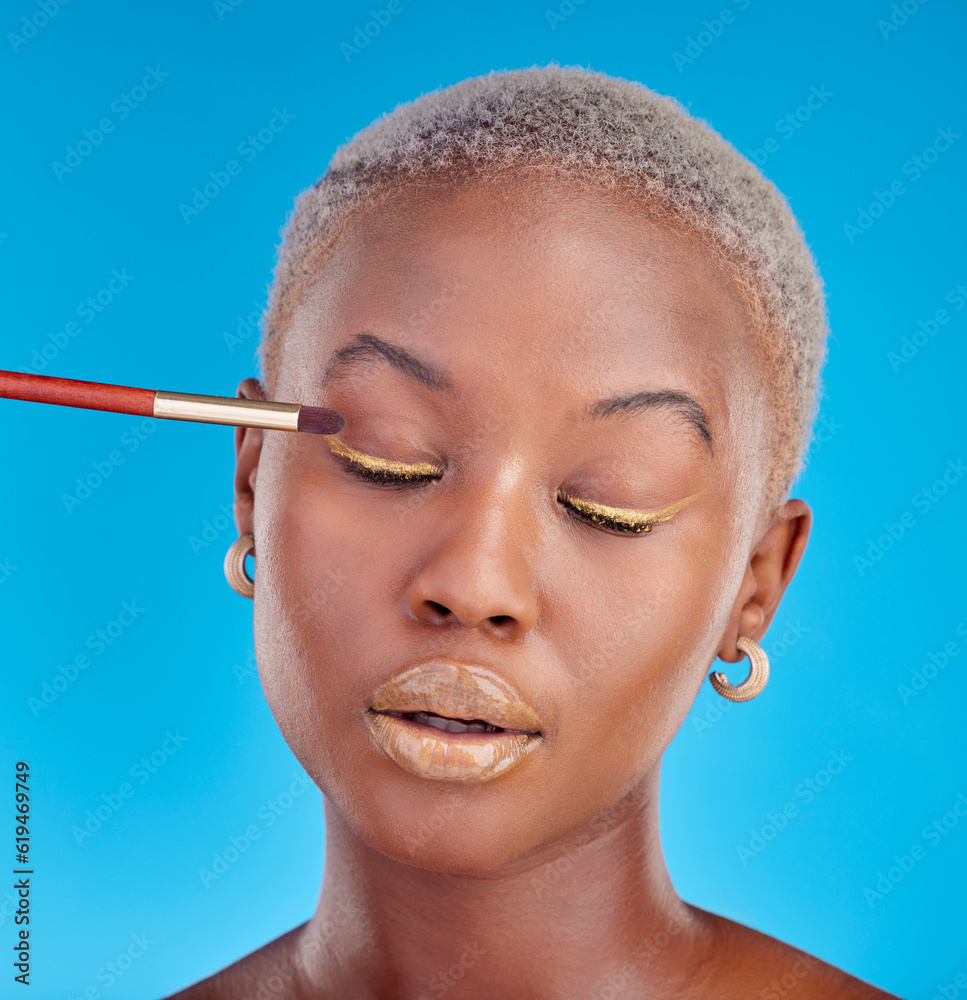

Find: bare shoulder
[159,921,310,1000]
[689,905,905,999]
[159,906,904,999]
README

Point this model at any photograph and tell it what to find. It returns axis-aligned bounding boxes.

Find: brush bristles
[297,405,345,435]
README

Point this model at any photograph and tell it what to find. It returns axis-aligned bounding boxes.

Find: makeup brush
[0,370,344,435]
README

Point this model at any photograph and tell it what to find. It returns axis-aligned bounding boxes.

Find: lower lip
[363,710,541,782]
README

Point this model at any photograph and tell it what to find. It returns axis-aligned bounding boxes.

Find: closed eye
[326,436,443,489]
[559,494,658,535]
[326,436,698,532]
[560,492,699,536]
[337,457,441,488]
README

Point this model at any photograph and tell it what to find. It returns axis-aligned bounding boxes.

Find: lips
[363,660,544,781]
[377,710,507,734]
[368,661,543,733]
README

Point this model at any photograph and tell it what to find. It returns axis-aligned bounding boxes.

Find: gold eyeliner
[561,492,701,533]
[323,434,441,478]
[325,433,700,534]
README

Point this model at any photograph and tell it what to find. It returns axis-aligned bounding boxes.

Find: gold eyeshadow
[558,492,701,534]
[324,434,699,534]
[323,435,442,479]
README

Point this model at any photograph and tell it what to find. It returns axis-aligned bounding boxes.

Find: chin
[321,754,552,875]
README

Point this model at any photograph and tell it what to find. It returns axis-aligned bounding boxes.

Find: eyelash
[336,456,439,489]
[335,456,659,536]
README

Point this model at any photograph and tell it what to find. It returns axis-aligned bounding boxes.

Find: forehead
[281,175,766,448]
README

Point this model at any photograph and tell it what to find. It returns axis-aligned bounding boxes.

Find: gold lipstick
[364,661,544,782]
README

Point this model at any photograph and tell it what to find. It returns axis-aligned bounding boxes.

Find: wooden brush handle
[0,370,156,417]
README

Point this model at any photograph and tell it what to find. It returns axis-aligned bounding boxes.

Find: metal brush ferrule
[154,391,301,430]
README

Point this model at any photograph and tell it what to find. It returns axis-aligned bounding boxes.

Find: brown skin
[165,177,900,999]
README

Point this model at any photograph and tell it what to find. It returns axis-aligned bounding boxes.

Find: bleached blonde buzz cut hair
[257,63,829,515]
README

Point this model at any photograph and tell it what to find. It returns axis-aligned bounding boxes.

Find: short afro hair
[257,64,829,515]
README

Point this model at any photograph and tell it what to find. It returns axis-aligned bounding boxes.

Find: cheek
[248,433,746,863]
[549,526,736,783]
[250,455,394,778]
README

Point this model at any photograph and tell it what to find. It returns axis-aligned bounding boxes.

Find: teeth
[407,710,502,734]
[421,711,451,732]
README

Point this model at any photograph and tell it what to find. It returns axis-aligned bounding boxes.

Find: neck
[295,765,711,998]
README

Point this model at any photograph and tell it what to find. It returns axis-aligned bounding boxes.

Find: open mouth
[364,661,544,781]
[372,709,536,736]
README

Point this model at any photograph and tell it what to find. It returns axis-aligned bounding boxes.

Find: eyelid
[323,434,443,477]
[561,491,701,528]
[325,433,698,531]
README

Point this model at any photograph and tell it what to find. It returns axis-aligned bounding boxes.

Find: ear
[233,377,266,539]
[717,499,812,662]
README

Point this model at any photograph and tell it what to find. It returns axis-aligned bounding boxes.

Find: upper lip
[367,659,543,735]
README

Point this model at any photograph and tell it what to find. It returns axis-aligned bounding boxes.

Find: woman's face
[237,175,796,873]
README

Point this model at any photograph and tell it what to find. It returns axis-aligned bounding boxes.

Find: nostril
[412,601,524,634]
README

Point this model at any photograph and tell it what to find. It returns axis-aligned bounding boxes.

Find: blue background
[1,1,964,996]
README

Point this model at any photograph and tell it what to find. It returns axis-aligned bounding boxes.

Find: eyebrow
[321,332,456,394]
[588,389,713,454]
[320,332,713,454]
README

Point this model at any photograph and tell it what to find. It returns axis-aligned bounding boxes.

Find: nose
[404,474,540,639]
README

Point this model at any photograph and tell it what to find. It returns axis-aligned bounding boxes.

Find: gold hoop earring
[709,635,769,702]
[224,534,255,599]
